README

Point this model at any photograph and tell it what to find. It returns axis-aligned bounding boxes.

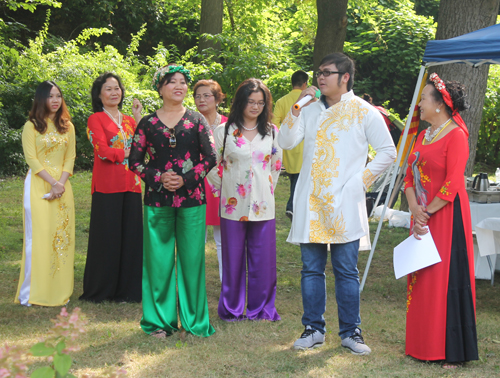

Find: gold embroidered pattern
[416,161,430,185]
[362,169,376,189]
[51,200,71,277]
[406,272,418,312]
[308,99,368,243]
[40,129,69,177]
[440,181,451,196]
[282,111,295,129]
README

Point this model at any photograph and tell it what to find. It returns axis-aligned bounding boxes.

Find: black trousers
[80,192,143,303]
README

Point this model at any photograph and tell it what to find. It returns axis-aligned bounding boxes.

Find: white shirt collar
[320,90,354,109]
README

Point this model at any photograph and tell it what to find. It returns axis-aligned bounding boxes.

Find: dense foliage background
[0,0,499,175]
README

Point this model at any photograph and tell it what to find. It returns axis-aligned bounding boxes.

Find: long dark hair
[29,81,71,134]
[91,72,125,113]
[226,78,273,139]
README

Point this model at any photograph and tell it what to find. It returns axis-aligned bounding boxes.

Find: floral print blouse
[207,123,282,221]
[87,112,141,194]
[129,110,216,208]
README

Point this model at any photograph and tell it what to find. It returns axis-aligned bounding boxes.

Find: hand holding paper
[393,228,441,279]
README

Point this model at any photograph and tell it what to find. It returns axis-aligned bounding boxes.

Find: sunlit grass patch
[1,171,499,377]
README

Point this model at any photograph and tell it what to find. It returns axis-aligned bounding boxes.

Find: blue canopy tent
[360,22,500,292]
[423,23,500,67]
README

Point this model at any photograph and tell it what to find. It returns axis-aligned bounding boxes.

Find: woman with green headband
[129,65,216,338]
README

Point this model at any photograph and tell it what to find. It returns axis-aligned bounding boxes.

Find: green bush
[0,13,162,173]
[345,0,435,116]
[476,65,500,167]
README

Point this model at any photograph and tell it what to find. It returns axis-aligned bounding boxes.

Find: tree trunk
[433,0,500,176]
[312,0,348,84]
[198,0,224,55]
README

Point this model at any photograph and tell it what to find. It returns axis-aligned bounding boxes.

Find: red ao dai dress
[404,127,478,363]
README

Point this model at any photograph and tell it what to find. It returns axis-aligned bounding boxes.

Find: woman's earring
[436,108,440,113]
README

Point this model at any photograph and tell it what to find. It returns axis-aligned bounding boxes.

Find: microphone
[293,89,321,110]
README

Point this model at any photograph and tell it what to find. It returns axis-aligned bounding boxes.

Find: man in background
[272,70,309,221]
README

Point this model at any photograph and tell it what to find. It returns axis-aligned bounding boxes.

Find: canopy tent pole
[360,65,427,293]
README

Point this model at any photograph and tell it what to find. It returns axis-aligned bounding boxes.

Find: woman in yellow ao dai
[15,81,76,307]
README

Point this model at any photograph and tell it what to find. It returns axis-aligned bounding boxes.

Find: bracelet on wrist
[52,181,59,187]
[425,210,433,217]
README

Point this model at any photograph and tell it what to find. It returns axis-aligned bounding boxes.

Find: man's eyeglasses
[247,100,265,108]
[315,70,345,78]
[194,93,214,100]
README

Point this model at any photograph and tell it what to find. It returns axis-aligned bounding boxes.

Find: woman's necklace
[424,118,452,143]
[209,113,221,132]
[242,124,258,131]
[103,107,128,149]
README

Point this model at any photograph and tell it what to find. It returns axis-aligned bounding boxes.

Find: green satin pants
[140,205,215,337]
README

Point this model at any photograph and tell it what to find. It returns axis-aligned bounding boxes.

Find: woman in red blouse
[404,73,478,368]
[80,72,143,303]
[193,79,227,282]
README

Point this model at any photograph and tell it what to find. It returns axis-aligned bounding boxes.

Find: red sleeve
[436,128,469,202]
[87,113,125,163]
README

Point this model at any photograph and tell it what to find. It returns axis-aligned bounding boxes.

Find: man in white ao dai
[278,53,396,355]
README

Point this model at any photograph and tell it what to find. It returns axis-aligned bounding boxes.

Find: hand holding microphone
[292,88,321,116]
[294,89,321,110]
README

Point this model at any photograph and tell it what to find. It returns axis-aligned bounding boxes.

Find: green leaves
[31,366,56,378]
[477,65,500,167]
[4,0,61,12]
[31,342,56,357]
[54,353,72,376]
[344,0,435,116]
[30,341,71,377]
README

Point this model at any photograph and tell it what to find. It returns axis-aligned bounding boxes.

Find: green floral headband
[152,65,192,90]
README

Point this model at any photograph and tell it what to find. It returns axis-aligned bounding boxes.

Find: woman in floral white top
[208,78,282,321]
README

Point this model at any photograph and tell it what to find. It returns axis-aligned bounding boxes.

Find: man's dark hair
[319,53,355,91]
[291,70,309,88]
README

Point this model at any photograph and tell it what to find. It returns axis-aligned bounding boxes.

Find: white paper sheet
[393,229,441,279]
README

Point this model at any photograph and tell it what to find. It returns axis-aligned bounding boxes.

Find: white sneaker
[293,325,325,350]
[341,328,371,355]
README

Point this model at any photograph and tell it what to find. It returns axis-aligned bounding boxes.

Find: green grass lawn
[1,171,499,377]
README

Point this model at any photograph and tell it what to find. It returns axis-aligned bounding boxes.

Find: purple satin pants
[218,218,280,321]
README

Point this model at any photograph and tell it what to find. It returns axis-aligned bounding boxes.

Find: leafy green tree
[344,0,435,115]
[0,0,201,57]
[3,0,61,12]
[413,0,440,21]
[477,65,500,167]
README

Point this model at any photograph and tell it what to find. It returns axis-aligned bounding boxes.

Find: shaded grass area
[1,172,499,377]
